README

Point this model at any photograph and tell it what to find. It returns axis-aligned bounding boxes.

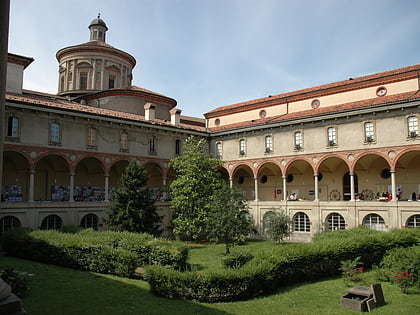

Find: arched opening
[232,165,254,200]
[74,157,105,201]
[406,215,420,228]
[0,216,21,235]
[395,150,420,201]
[40,214,62,230]
[318,157,349,201]
[285,160,314,201]
[2,151,30,202]
[262,211,276,236]
[109,160,129,200]
[143,162,164,201]
[363,213,386,231]
[80,213,99,230]
[326,212,346,231]
[293,212,311,232]
[257,162,282,201]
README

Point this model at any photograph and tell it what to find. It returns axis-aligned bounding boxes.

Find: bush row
[146,227,420,302]
[2,228,188,277]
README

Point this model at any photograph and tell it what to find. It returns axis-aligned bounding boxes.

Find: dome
[89,16,108,31]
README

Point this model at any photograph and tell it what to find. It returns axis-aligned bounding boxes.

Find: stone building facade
[1,16,419,240]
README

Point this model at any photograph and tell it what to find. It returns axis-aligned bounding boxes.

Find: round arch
[232,164,254,200]
[257,162,283,201]
[362,213,386,231]
[0,215,21,235]
[74,157,105,201]
[394,150,420,201]
[284,159,315,201]
[2,150,30,202]
[143,162,164,201]
[317,156,349,201]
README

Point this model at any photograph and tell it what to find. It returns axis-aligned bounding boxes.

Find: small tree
[265,208,291,243]
[169,136,223,240]
[207,184,252,254]
[106,159,161,235]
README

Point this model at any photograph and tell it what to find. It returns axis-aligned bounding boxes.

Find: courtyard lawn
[2,242,419,315]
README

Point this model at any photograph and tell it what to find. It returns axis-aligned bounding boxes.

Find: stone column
[92,59,96,90]
[391,170,397,201]
[162,176,167,200]
[282,175,287,201]
[72,59,76,90]
[350,172,355,201]
[69,173,74,202]
[104,174,109,202]
[314,174,319,201]
[28,170,35,202]
[100,59,105,90]
[229,177,233,188]
[254,177,259,201]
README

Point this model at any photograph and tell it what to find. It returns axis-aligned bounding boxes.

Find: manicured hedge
[2,228,188,277]
[146,227,420,302]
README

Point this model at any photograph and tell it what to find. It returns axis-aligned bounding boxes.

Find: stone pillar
[391,170,397,201]
[104,174,109,202]
[350,172,355,201]
[314,174,319,201]
[72,59,76,90]
[229,177,233,188]
[92,59,96,90]
[28,170,35,202]
[282,175,287,201]
[162,176,167,200]
[69,173,74,202]
[254,177,259,201]
[100,59,105,90]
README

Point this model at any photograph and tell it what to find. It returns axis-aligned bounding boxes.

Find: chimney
[170,108,181,126]
[144,103,156,121]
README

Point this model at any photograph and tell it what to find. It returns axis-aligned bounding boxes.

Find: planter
[341,293,370,312]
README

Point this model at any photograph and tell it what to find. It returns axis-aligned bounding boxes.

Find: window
[40,215,62,230]
[87,127,97,146]
[326,213,345,231]
[363,214,386,231]
[407,116,418,137]
[265,135,273,152]
[239,139,246,155]
[406,215,420,228]
[80,72,88,89]
[293,212,311,232]
[294,131,303,150]
[216,142,222,158]
[0,216,21,235]
[327,127,336,146]
[109,76,115,89]
[149,136,157,153]
[364,122,375,142]
[7,116,19,138]
[175,139,181,155]
[80,214,99,230]
[120,131,128,151]
[50,122,61,143]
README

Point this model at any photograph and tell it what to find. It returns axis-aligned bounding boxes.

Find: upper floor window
[149,135,157,153]
[294,131,303,150]
[7,116,19,138]
[216,142,222,159]
[80,72,88,90]
[239,139,246,155]
[327,127,337,146]
[175,139,181,155]
[364,122,375,142]
[408,116,418,138]
[265,135,273,153]
[50,122,61,143]
[87,127,97,146]
[109,76,115,89]
[120,131,128,151]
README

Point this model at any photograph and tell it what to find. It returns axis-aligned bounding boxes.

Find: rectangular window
[80,73,88,89]
[265,135,273,152]
[109,76,115,89]
[239,139,246,155]
[364,122,374,142]
[408,116,418,137]
[216,142,222,158]
[120,131,128,151]
[7,116,19,138]
[327,127,336,146]
[87,127,97,146]
[294,131,302,149]
[149,136,157,153]
[50,122,61,143]
[175,139,181,155]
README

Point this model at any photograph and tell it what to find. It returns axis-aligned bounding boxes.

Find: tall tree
[207,184,252,254]
[169,136,223,240]
[106,159,161,235]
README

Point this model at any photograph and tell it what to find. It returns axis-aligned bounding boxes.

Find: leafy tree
[207,184,252,254]
[265,208,292,243]
[169,136,223,240]
[106,159,161,235]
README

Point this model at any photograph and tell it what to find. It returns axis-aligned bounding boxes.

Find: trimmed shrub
[146,227,420,302]
[221,251,254,269]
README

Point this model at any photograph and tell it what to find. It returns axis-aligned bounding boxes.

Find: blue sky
[8,0,420,118]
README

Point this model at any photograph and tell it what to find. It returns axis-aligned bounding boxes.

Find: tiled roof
[5,91,206,132]
[205,64,420,118]
[209,91,420,132]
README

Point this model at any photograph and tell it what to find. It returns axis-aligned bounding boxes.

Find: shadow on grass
[2,256,233,315]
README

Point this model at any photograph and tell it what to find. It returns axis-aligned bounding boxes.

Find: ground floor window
[40,215,62,230]
[293,212,310,232]
[0,215,21,235]
[326,212,346,231]
[80,214,99,230]
[262,211,276,236]
[406,215,420,228]
[363,213,386,231]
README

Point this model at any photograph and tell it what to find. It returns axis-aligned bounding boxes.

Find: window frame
[327,126,337,147]
[407,115,418,138]
[215,141,223,159]
[149,135,157,154]
[406,215,420,228]
[363,213,386,231]
[294,131,303,150]
[86,126,97,148]
[265,135,273,153]
[49,121,62,145]
[6,115,19,139]
[79,72,88,90]
[119,130,128,152]
[175,139,181,155]
[293,212,311,232]
[364,121,376,143]
[239,138,246,156]
[326,212,346,231]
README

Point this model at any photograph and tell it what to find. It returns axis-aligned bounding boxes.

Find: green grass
[3,244,419,315]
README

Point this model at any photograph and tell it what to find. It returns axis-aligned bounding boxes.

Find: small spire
[98,12,101,19]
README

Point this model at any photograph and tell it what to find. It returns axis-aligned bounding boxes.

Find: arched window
[0,216,21,235]
[363,213,386,231]
[41,215,62,230]
[406,215,420,228]
[80,214,99,230]
[262,211,276,236]
[293,212,310,232]
[326,213,345,231]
